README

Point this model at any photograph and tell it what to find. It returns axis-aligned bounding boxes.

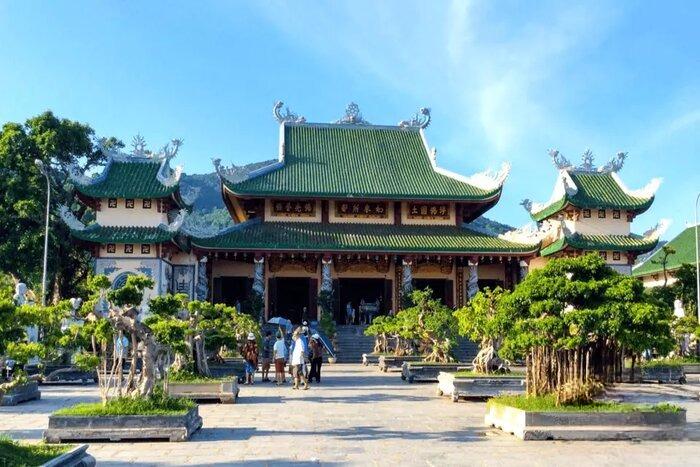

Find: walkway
[3,364,700,465]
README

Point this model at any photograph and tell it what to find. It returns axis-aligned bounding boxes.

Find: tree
[500,253,673,403]
[653,245,676,287]
[0,111,114,300]
[453,287,512,373]
[400,289,458,362]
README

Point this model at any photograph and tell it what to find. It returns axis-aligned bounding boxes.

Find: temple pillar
[467,258,479,300]
[253,255,265,321]
[195,256,208,301]
[401,257,413,306]
[321,256,333,293]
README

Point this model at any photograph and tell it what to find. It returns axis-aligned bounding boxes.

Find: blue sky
[0,1,698,238]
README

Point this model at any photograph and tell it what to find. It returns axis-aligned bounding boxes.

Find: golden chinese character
[375,205,384,214]
[352,203,360,213]
[420,205,428,215]
[364,204,372,214]
[439,206,447,215]
[411,205,419,214]
[285,202,292,212]
[430,206,438,215]
[341,203,348,213]
[275,202,283,211]
[295,202,303,212]
[304,202,313,212]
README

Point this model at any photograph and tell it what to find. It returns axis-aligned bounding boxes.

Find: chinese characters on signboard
[335,201,388,218]
[271,199,316,217]
[407,203,450,220]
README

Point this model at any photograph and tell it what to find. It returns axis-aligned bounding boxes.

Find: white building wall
[96,198,168,227]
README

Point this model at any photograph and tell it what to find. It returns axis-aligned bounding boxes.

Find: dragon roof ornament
[212,158,238,184]
[334,102,370,125]
[164,209,187,233]
[642,218,671,240]
[398,107,431,129]
[58,205,86,231]
[461,162,511,191]
[273,101,306,124]
[549,148,629,173]
[98,135,183,163]
[498,221,559,245]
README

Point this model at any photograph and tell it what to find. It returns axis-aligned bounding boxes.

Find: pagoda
[633,225,699,287]
[521,149,665,274]
[60,136,195,307]
[188,102,539,322]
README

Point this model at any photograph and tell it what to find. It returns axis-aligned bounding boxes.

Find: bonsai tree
[365,315,393,354]
[453,287,511,373]
[501,253,673,404]
[317,290,337,338]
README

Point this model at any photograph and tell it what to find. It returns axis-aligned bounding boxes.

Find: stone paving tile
[2,365,700,465]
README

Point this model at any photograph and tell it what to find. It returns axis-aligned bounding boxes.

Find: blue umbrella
[267,316,293,332]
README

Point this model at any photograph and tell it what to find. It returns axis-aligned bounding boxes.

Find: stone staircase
[334,325,479,364]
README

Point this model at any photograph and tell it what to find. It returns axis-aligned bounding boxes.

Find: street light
[34,159,50,307]
[695,193,700,322]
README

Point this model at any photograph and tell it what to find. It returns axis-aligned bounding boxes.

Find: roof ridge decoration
[398,108,431,129]
[163,209,187,232]
[273,101,306,124]
[334,102,370,125]
[549,148,629,174]
[185,216,262,239]
[498,221,559,246]
[610,172,662,199]
[59,205,86,231]
[642,218,671,241]
[521,170,578,215]
[68,135,184,187]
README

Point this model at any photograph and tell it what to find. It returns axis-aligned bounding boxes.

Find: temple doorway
[413,279,453,308]
[213,276,252,312]
[336,279,391,325]
[269,277,315,324]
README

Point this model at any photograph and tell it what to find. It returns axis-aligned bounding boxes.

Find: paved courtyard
[3,364,700,466]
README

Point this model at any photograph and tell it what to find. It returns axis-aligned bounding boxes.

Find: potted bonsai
[44,275,202,443]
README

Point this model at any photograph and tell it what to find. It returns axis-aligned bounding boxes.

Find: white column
[467,259,479,300]
[195,256,208,301]
[253,256,265,296]
[518,260,529,283]
[402,258,413,297]
[321,256,333,293]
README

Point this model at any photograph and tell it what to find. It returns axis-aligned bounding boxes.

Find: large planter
[208,358,246,383]
[362,354,381,366]
[167,380,239,403]
[437,372,525,402]
[41,444,96,467]
[43,406,203,443]
[641,366,686,384]
[682,364,700,374]
[401,362,471,383]
[485,402,686,440]
[25,363,96,385]
[1,381,41,406]
[377,355,423,373]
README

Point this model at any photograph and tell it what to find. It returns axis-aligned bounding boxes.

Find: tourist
[273,332,287,385]
[241,333,258,385]
[290,330,308,390]
[300,323,310,378]
[261,330,273,382]
[308,333,324,383]
[346,301,355,325]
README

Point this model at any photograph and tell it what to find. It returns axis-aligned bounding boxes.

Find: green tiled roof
[540,232,657,257]
[633,226,699,277]
[531,172,654,221]
[225,124,501,201]
[191,220,537,254]
[74,159,184,202]
[69,224,177,244]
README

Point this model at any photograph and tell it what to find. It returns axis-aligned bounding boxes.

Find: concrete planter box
[377,355,423,372]
[682,364,700,374]
[41,443,96,467]
[401,362,471,383]
[208,359,246,383]
[437,372,525,402]
[1,381,41,406]
[641,366,686,384]
[362,354,382,366]
[485,402,686,440]
[44,367,97,385]
[43,406,203,443]
[167,380,239,403]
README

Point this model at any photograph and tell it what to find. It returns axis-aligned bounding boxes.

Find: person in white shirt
[272,332,288,385]
[290,330,308,390]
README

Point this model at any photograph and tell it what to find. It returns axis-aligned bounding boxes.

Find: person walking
[241,333,258,385]
[290,330,308,390]
[308,333,324,383]
[272,332,288,385]
[261,331,273,382]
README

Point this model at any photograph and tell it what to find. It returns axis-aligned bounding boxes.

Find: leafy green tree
[397,288,458,362]
[0,111,114,300]
[454,287,512,373]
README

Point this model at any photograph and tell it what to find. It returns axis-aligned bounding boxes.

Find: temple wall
[93,257,170,313]
[265,199,322,223]
[639,273,678,288]
[476,263,506,280]
[95,198,168,227]
[212,260,254,278]
[565,209,631,236]
[328,201,394,224]
[400,202,455,226]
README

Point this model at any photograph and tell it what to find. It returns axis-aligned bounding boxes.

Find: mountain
[180,161,514,235]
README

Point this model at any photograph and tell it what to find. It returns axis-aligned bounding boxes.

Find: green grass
[168,370,234,384]
[488,394,683,413]
[53,395,195,417]
[640,357,700,369]
[454,370,525,378]
[0,437,71,466]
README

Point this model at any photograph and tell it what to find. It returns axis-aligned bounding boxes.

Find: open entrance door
[269,277,314,324]
[413,279,454,308]
[213,276,252,312]
[337,278,390,325]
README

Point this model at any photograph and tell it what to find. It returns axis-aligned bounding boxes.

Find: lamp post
[695,193,700,322]
[34,159,50,307]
